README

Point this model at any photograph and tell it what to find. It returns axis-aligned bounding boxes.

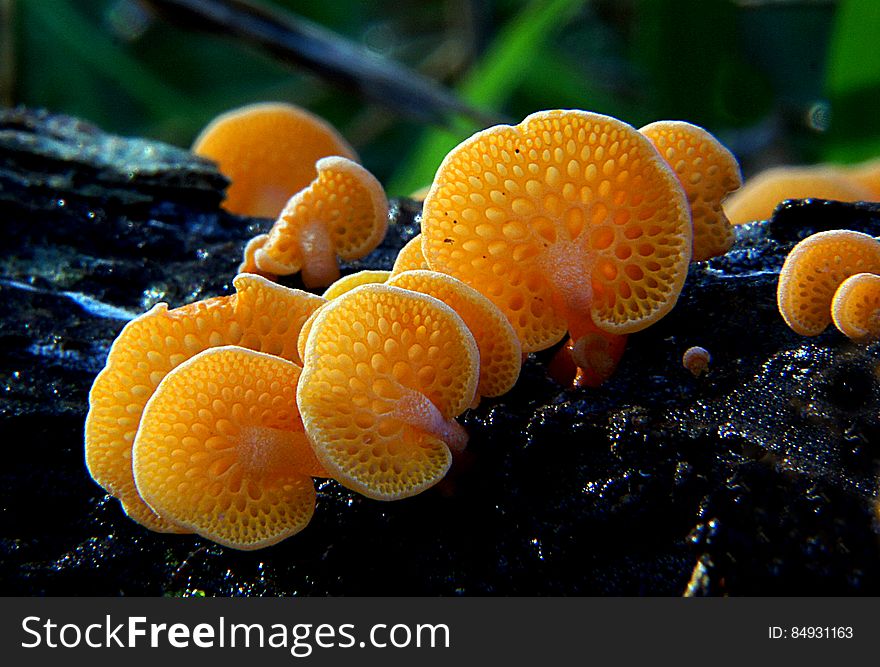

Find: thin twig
[141,0,503,128]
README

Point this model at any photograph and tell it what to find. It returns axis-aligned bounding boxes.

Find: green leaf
[823,0,880,163]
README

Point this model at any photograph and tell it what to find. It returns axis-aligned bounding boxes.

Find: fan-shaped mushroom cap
[390,234,429,276]
[192,102,358,219]
[421,109,692,352]
[133,347,324,549]
[640,121,742,261]
[84,274,323,530]
[724,166,873,226]
[119,496,185,533]
[831,273,880,342]
[322,270,391,300]
[387,270,522,398]
[251,156,389,288]
[297,284,479,501]
[777,230,880,336]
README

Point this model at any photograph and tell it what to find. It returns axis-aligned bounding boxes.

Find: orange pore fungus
[297,284,479,500]
[250,156,388,288]
[640,120,742,261]
[831,273,880,343]
[322,270,391,300]
[192,102,357,219]
[293,270,392,363]
[777,230,880,336]
[421,109,692,353]
[390,233,429,276]
[84,273,324,531]
[387,269,522,399]
[133,347,325,549]
[724,166,873,226]
[296,306,324,368]
[118,494,185,534]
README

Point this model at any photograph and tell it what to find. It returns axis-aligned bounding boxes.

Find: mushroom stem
[390,384,469,453]
[540,237,593,327]
[298,218,339,288]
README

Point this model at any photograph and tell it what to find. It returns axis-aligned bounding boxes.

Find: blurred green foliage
[6,0,880,195]
[825,0,880,163]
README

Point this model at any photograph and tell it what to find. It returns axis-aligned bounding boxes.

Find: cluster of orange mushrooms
[84,101,877,551]
[777,229,880,343]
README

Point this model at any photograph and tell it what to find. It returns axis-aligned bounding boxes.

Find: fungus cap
[390,233,429,276]
[723,166,873,226]
[297,284,479,500]
[387,270,521,398]
[640,120,742,261]
[295,270,392,361]
[120,495,186,534]
[831,273,880,343]
[322,270,391,300]
[421,109,692,352]
[133,347,324,549]
[777,230,880,336]
[192,102,357,219]
[253,156,389,288]
[84,275,323,530]
[232,273,326,365]
[296,305,324,368]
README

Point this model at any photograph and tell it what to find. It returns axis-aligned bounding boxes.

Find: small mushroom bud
[682,346,711,377]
